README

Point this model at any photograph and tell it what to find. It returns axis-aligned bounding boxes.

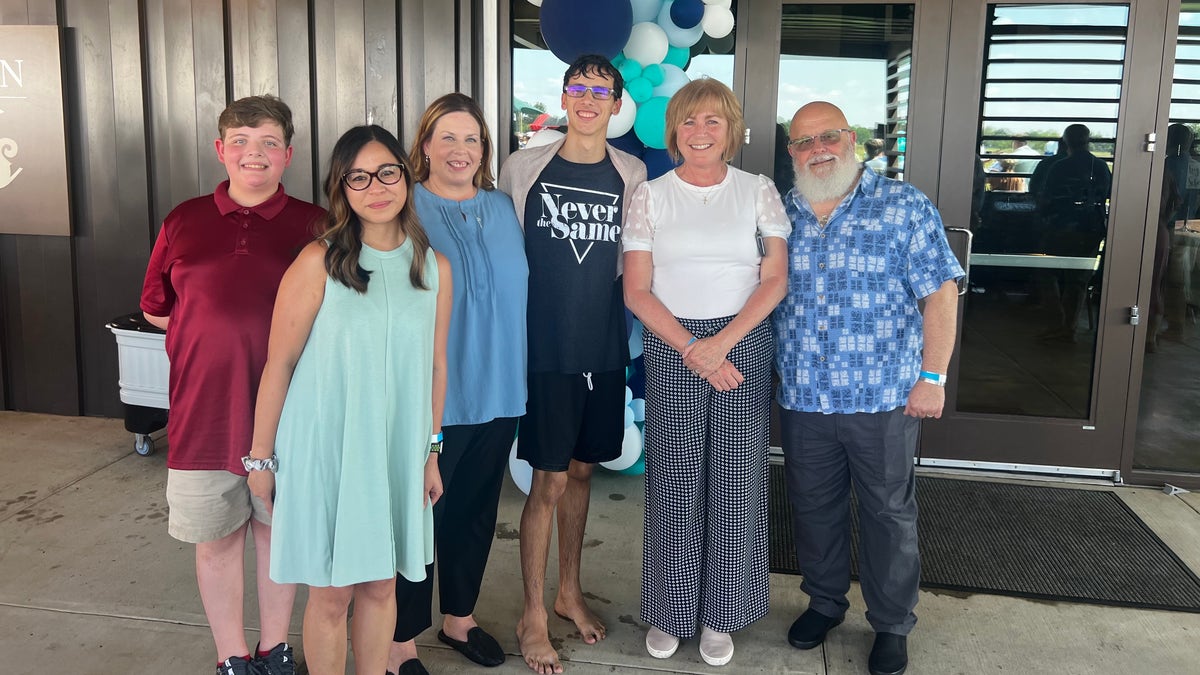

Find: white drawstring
[583,372,594,391]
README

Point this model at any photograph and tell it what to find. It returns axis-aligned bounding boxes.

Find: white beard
[792,146,862,204]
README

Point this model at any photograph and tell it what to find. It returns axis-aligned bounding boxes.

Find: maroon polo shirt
[140,181,326,473]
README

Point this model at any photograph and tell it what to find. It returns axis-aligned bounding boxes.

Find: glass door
[1127,2,1200,487]
[925,0,1168,476]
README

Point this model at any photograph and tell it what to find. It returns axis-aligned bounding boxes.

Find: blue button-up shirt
[773,169,964,414]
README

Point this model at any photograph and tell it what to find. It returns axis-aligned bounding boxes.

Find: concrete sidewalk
[2,411,1199,674]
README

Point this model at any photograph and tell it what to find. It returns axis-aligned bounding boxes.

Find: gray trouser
[779,407,920,635]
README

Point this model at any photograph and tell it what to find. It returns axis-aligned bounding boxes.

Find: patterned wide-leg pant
[639,317,773,639]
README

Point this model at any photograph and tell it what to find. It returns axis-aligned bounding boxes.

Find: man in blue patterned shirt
[773,102,964,675]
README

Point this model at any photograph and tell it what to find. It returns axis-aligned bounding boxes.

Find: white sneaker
[645,626,679,659]
[699,625,734,666]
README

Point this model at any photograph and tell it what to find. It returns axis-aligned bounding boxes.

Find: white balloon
[631,0,664,23]
[631,398,646,423]
[527,0,543,6]
[624,22,670,67]
[508,438,532,495]
[601,424,643,471]
[651,63,691,98]
[624,405,635,428]
[606,97,637,138]
[525,128,565,148]
[702,0,731,7]
[701,5,735,39]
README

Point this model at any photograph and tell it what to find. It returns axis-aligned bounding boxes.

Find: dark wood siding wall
[0,0,480,417]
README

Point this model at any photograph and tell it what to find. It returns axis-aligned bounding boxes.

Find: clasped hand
[683,337,743,391]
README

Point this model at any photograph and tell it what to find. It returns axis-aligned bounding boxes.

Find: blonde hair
[664,78,746,163]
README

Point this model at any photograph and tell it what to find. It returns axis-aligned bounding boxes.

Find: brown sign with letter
[0,26,70,236]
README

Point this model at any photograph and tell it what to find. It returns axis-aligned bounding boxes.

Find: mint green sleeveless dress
[270,240,437,587]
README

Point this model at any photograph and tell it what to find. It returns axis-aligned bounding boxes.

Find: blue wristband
[918,370,947,386]
[686,336,697,346]
[431,431,443,443]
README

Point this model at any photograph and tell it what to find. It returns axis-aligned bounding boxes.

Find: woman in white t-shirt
[622,78,791,668]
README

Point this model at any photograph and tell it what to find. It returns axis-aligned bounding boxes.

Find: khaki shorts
[165,469,272,544]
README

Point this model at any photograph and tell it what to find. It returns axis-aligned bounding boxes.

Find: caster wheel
[134,434,155,456]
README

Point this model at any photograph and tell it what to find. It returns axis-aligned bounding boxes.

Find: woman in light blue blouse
[387,93,528,675]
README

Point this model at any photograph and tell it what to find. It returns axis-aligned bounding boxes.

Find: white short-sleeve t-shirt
[623,167,791,319]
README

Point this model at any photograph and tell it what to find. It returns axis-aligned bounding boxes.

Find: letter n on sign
[0,26,70,236]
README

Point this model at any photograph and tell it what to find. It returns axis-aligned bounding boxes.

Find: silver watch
[242,454,278,473]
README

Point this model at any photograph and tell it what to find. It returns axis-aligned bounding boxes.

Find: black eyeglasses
[787,129,852,152]
[342,163,407,191]
[563,85,614,100]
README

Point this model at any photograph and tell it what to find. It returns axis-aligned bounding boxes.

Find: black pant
[393,417,518,642]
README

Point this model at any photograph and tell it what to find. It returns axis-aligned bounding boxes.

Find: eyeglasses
[787,129,853,152]
[342,163,407,191]
[563,84,614,100]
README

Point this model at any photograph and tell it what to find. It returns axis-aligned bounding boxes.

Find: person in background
[140,94,325,675]
[623,77,789,668]
[863,138,888,175]
[498,53,647,675]
[775,101,963,675]
[247,125,451,675]
[386,93,528,675]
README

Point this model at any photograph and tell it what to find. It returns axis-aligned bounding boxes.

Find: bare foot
[517,613,563,674]
[553,595,606,645]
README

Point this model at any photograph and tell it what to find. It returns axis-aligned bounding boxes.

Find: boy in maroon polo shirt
[140,95,325,675]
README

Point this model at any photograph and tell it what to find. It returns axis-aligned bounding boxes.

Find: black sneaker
[217,656,263,675]
[254,642,295,675]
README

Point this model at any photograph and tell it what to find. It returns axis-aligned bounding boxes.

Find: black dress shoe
[787,608,844,649]
[438,627,506,667]
[393,658,430,675]
[868,632,908,675]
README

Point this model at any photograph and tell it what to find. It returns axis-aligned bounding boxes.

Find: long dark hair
[321,125,430,292]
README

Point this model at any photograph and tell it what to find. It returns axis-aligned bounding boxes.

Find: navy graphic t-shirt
[524,153,629,374]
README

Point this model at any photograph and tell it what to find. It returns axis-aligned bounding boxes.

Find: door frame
[917,0,1168,479]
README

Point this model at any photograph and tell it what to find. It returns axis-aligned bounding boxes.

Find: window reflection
[773,4,915,196]
[957,3,1128,419]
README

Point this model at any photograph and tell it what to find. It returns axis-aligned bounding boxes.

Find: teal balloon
[615,453,646,475]
[626,76,654,103]
[663,45,690,69]
[612,54,626,68]
[642,63,665,86]
[618,58,643,83]
[634,96,670,149]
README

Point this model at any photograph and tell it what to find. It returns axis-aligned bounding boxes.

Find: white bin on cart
[107,312,169,456]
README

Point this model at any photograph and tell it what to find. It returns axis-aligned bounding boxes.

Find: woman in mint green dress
[246,124,452,675]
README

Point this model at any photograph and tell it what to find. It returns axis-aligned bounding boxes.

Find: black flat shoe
[868,632,908,675]
[438,627,506,667]
[392,658,430,675]
[787,608,844,650]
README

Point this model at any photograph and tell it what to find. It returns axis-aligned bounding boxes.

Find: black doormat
[768,466,1200,612]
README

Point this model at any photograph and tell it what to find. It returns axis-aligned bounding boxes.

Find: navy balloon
[670,0,705,29]
[608,129,646,158]
[642,147,679,179]
[540,0,634,63]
